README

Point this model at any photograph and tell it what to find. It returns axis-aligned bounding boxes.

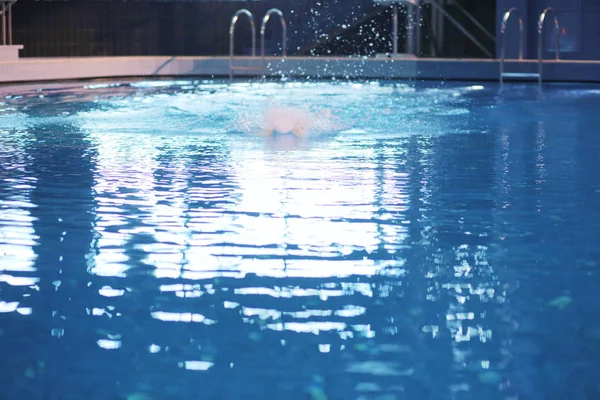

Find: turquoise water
[1,79,599,400]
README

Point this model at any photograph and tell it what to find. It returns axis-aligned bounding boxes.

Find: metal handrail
[260,8,287,62]
[427,0,493,58]
[372,1,414,56]
[446,0,495,43]
[499,7,523,87]
[1,0,17,45]
[537,7,560,86]
[375,0,493,57]
[229,9,256,80]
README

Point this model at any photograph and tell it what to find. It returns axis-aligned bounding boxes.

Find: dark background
[9,0,600,60]
[10,0,496,58]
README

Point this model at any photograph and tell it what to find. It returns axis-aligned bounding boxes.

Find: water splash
[234,98,343,138]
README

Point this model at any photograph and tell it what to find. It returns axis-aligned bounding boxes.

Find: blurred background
[8,0,596,61]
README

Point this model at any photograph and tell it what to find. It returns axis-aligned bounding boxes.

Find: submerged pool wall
[496,0,600,61]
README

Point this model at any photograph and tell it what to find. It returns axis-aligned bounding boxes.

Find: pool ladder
[229,8,287,80]
[499,7,560,87]
[0,0,17,45]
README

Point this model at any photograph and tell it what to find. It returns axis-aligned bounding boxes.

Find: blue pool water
[1,79,600,400]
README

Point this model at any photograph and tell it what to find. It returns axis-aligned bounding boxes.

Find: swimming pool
[1,79,599,400]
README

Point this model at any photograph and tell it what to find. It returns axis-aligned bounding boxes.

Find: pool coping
[1,56,599,85]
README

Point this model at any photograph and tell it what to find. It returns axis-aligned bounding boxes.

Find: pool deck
[0,55,599,84]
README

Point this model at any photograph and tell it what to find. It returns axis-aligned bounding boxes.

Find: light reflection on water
[0,80,600,400]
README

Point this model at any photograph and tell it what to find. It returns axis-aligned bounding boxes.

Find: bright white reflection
[266,321,347,334]
[149,344,161,353]
[0,275,39,286]
[97,339,122,350]
[16,307,32,315]
[226,142,407,278]
[75,82,424,346]
[233,283,373,298]
[85,127,160,277]
[151,311,216,325]
[319,344,331,353]
[0,127,38,316]
[98,286,125,297]
[0,301,19,313]
[178,361,214,371]
[81,115,410,280]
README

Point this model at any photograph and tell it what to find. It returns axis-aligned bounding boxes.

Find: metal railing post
[537,7,560,86]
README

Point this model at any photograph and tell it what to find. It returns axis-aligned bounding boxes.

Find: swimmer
[236,102,338,138]
[260,106,335,137]
[261,106,313,137]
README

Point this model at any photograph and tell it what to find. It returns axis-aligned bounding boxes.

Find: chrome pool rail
[499,7,561,88]
[537,7,560,86]
[229,8,288,80]
[499,7,527,87]
[261,8,287,61]
[229,8,257,80]
[427,0,493,58]
[373,0,418,56]
[0,0,17,45]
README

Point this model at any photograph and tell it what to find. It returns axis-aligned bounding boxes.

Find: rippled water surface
[1,79,600,400]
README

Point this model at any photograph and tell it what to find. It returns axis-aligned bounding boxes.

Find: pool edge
[1,56,599,85]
